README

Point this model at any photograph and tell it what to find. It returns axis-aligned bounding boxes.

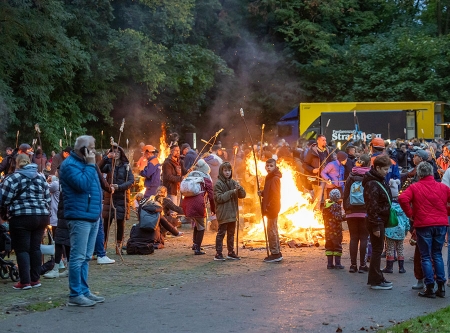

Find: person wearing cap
[140,145,161,198]
[180,143,198,171]
[343,145,357,180]
[135,142,147,172]
[401,149,429,185]
[50,146,72,176]
[303,134,332,210]
[321,151,347,199]
[370,137,400,184]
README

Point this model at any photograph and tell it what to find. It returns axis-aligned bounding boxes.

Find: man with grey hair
[399,161,450,298]
[59,135,105,307]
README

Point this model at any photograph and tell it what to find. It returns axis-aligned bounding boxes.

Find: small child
[213,162,246,261]
[382,179,410,274]
[323,189,345,269]
[258,158,283,263]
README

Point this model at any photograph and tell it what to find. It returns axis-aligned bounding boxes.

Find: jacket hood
[16,163,38,178]
[204,154,220,166]
[218,163,233,183]
[351,166,371,176]
[107,146,129,164]
[362,167,385,187]
[266,167,282,180]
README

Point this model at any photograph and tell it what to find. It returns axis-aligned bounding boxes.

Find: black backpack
[126,225,155,255]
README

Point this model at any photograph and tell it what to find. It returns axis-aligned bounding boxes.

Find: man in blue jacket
[59,135,105,307]
[140,145,161,198]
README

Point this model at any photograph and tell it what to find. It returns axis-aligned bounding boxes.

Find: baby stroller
[0,224,19,282]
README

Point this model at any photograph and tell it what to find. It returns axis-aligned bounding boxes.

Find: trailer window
[278,125,292,137]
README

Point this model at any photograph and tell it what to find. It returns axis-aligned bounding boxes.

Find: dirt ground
[0,216,317,320]
[0,217,423,324]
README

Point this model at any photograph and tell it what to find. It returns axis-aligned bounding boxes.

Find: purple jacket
[321,160,345,189]
[140,156,161,196]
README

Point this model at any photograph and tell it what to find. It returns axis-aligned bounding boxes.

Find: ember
[242,154,324,246]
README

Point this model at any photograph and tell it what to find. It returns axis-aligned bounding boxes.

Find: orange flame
[158,123,170,163]
[243,152,324,244]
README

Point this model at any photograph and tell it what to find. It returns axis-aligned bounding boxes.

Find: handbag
[375,181,399,228]
[40,228,55,256]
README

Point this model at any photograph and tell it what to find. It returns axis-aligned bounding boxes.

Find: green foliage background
[1,0,450,150]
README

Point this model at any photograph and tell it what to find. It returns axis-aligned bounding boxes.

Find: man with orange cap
[140,145,161,198]
[370,137,400,183]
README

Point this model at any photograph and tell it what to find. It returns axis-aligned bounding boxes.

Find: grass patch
[379,306,450,333]
[25,300,65,313]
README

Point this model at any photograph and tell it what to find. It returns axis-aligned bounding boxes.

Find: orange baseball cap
[371,137,385,149]
[143,145,156,152]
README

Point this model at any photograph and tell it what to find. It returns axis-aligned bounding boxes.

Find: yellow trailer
[297,101,444,141]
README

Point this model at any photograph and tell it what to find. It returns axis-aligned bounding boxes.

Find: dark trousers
[103,217,125,242]
[9,215,49,284]
[347,217,369,266]
[55,243,71,264]
[215,222,236,254]
[367,222,385,286]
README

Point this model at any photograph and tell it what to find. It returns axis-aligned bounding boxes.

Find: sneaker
[349,265,358,273]
[59,270,68,278]
[194,250,206,255]
[371,282,393,290]
[85,293,105,303]
[13,282,31,290]
[68,295,96,307]
[263,253,283,263]
[214,253,226,261]
[58,261,66,269]
[97,256,115,265]
[173,232,184,237]
[358,265,369,273]
[31,281,41,288]
[43,268,59,279]
[227,252,241,260]
[382,279,393,286]
[335,265,345,269]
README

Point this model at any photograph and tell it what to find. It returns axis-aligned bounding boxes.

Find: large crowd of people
[2,132,450,306]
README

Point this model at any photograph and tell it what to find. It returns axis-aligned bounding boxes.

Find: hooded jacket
[321,160,345,189]
[398,175,450,228]
[0,163,51,218]
[98,146,134,220]
[343,166,371,215]
[261,167,282,218]
[162,155,187,196]
[213,164,246,224]
[362,168,392,232]
[140,155,161,196]
[182,149,198,171]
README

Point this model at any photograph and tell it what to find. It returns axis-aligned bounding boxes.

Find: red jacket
[398,175,450,228]
[182,176,215,218]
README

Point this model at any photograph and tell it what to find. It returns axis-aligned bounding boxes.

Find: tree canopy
[1,0,449,149]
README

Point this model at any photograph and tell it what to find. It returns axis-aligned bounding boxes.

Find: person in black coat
[362,155,393,290]
[98,145,134,252]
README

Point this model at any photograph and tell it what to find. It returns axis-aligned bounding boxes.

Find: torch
[239,108,270,257]
[259,124,265,160]
[64,127,68,146]
[15,130,19,148]
[324,119,331,137]
[69,131,72,147]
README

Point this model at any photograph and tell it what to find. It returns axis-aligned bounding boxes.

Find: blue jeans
[416,226,447,286]
[94,218,106,257]
[68,219,99,297]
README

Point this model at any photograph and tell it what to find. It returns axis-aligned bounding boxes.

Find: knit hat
[181,143,190,152]
[389,179,400,198]
[329,189,341,202]
[336,151,348,162]
[195,159,211,174]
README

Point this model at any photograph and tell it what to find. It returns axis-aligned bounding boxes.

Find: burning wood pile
[241,154,325,249]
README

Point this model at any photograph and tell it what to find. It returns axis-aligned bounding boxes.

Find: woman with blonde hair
[1,153,51,290]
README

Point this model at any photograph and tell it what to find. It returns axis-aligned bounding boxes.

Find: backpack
[180,171,205,197]
[126,225,155,255]
[349,179,365,206]
[138,199,162,231]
